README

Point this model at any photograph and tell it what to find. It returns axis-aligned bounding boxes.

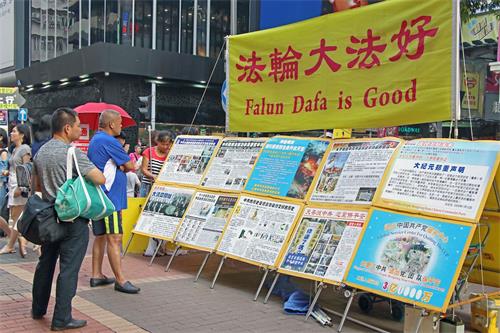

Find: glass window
[68,0,79,51]
[81,0,89,46]
[31,0,42,63]
[105,0,119,43]
[91,0,105,43]
[180,0,194,54]
[40,0,48,61]
[55,0,69,57]
[209,0,229,57]
[237,0,249,34]
[134,0,153,48]
[47,0,56,60]
[120,0,133,45]
[157,0,179,52]
[196,0,208,56]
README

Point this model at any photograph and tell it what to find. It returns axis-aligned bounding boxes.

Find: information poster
[175,192,238,251]
[279,207,367,284]
[484,166,500,211]
[374,139,500,222]
[309,139,401,205]
[245,137,330,200]
[201,138,267,191]
[344,208,475,312]
[133,185,195,240]
[157,136,221,186]
[217,195,302,267]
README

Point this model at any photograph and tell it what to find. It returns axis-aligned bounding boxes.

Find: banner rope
[460,23,475,141]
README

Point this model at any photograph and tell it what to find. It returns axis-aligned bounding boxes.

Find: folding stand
[122,233,135,258]
[210,255,226,289]
[194,252,212,282]
[305,282,326,321]
[337,288,357,332]
[263,272,281,304]
[148,239,164,266]
[165,245,181,272]
[253,268,269,301]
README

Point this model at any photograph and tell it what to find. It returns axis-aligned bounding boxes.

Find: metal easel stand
[194,252,212,282]
[253,267,270,301]
[122,233,135,258]
[165,245,181,272]
[336,288,357,331]
[305,282,326,321]
[210,255,226,289]
[148,239,164,266]
[263,272,281,304]
[321,305,391,333]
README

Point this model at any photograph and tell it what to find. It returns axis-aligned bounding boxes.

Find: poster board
[132,184,195,241]
[157,135,221,186]
[201,138,267,192]
[278,207,368,285]
[216,195,303,268]
[344,208,476,313]
[484,167,500,212]
[244,136,330,201]
[175,191,239,252]
[373,139,500,223]
[308,138,402,206]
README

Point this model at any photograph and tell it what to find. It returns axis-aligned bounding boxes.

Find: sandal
[0,246,16,255]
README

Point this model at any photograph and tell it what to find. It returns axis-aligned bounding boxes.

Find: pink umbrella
[74,102,137,130]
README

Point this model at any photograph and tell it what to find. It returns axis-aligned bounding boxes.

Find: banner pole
[253,268,269,301]
[305,282,325,321]
[122,233,135,258]
[165,245,181,272]
[210,256,226,289]
[263,272,280,304]
[337,288,356,332]
[194,252,211,282]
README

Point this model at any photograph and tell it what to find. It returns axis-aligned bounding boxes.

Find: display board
[484,167,500,212]
[217,195,303,267]
[157,135,221,186]
[278,207,367,284]
[309,138,402,205]
[133,185,195,241]
[373,139,500,223]
[175,191,239,252]
[344,208,475,312]
[201,138,267,192]
[244,136,330,200]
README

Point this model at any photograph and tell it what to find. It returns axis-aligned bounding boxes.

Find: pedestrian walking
[0,128,10,238]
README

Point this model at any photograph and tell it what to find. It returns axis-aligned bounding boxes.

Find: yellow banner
[228,0,456,132]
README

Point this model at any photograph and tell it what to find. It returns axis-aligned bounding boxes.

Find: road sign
[18,108,28,122]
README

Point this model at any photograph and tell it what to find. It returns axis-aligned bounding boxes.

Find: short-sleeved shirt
[88,131,130,211]
[34,139,95,203]
[9,144,31,174]
[141,147,167,186]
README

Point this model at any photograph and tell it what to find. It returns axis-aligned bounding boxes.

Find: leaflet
[175,192,238,251]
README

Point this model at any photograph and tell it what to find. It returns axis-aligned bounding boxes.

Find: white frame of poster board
[307,137,404,208]
[242,135,332,204]
[343,207,476,313]
[200,137,268,193]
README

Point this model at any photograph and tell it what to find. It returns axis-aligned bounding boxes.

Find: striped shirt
[141,147,167,186]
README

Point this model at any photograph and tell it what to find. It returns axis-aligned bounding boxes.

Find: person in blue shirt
[87,110,140,294]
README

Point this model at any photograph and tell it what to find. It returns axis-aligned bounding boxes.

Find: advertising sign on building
[461,72,480,110]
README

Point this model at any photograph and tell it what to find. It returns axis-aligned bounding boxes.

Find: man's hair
[51,107,78,134]
[98,109,121,128]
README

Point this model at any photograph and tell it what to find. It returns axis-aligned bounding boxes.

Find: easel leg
[210,256,225,289]
[148,239,163,266]
[263,272,280,304]
[494,180,500,210]
[165,245,181,272]
[338,289,356,332]
[194,252,211,282]
[305,282,325,321]
[122,233,135,258]
[253,268,269,301]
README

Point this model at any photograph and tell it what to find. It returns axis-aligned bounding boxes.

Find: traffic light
[138,95,152,120]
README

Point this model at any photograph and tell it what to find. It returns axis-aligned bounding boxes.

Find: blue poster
[245,137,329,199]
[344,208,475,311]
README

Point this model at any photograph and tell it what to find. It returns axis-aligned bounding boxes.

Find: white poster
[217,195,301,267]
[157,136,221,185]
[201,138,266,191]
[175,192,238,251]
[0,0,14,69]
[279,208,366,283]
[133,185,195,240]
[310,139,401,204]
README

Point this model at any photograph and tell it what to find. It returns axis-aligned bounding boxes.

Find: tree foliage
[461,0,500,22]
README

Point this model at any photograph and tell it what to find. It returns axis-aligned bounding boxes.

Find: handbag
[55,147,115,222]
[17,194,66,245]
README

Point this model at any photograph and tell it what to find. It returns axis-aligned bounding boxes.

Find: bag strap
[70,147,93,215]
[66,146,75,180]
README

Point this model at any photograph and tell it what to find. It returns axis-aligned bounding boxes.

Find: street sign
[18,108,28,122]
[0,87,25,109]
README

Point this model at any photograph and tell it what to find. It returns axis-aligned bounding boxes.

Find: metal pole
[210,256,225,289]
[230,0,237,35]
[305,282,325,321]
[122,233,135,257]
[151,83,156,130]
[148,239,163,266]
[165,245,180,272]
[494,180,500,209]
[263,272,280,304]
[193,0,197,55]
[338,289,356,332]
[253,268,269,301]
[321,306,391,333]
[194,252,211,282]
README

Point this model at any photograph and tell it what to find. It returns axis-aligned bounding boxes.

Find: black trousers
[32,218,89,327]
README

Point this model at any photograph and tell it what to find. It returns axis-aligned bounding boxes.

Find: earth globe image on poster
[379,236,433,275]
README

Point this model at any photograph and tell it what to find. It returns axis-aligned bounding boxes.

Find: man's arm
[32,173,42,192]
[85,168,106,185]
[120,160,135,172]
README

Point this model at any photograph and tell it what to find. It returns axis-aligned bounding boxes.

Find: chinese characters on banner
[373,140,500,222]
[0,87,19,109]
[309,139,402,205]
[175,192,238,251]
[461,72,480,110]
[227,0,456,132]
[133,185,195,240]
[201,138,267,191]
[157,136,221,186]
[344,208,475,312]
[279,207,367,283]
[217,195,302,267]
[245,137,330,200]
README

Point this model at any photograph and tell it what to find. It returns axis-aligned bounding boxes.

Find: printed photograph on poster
[279,208,366,283]
[375,140,500,221]
[344,208,475,312]
[157,136,220,185]
[245,137,330,200]
[217,195,302,267]
[310,139,401,205]
[133,185,195,240]
[175,192,238,251]
[201,138,266,191]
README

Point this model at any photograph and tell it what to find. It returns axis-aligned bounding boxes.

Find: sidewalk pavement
[0,236,483,333]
